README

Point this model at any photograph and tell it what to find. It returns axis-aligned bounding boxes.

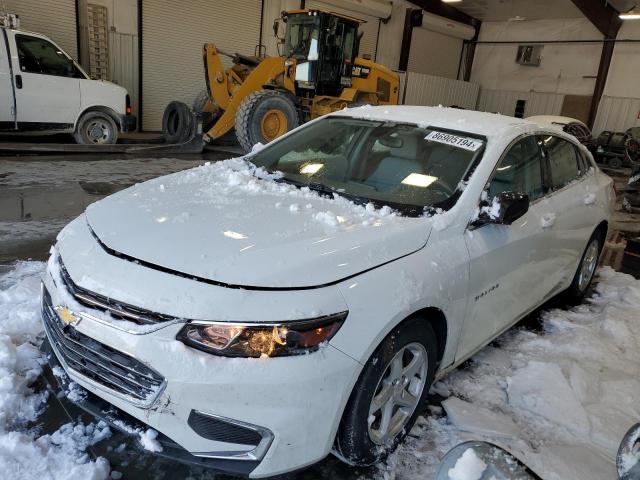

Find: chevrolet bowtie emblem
[55,306,81,327]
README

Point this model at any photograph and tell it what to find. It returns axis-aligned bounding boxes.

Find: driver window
[488,136,545,201]
[16,34,75,77]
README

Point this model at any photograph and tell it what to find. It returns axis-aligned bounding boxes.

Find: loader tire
[235,90,299,152]
[162,101,193,144]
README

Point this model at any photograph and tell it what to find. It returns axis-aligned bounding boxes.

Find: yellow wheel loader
[165,9,400,152]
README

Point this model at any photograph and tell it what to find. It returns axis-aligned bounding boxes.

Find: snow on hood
[84,158,431,289]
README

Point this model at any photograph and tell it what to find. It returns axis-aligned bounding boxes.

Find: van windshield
[249,117,486,216]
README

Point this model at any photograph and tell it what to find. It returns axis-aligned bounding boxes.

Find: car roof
[526,115,587,128]
[332,105,537,139]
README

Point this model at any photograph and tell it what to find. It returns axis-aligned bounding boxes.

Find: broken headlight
[176,312,347,358]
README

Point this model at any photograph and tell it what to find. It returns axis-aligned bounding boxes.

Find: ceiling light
[509,15,526,21]
[442,0,462,3]
[620,8,640,20]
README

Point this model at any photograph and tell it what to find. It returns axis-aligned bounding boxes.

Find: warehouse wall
[471,18,602,96]
[604,22,640,99]
[2,0,78,59]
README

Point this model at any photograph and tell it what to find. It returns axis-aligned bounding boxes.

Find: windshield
[249,117,485,216]
[285,14,320,60]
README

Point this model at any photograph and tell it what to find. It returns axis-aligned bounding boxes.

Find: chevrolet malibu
[41,107,615,477]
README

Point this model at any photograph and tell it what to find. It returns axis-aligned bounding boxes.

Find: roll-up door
[142,0,261,130]
[408,29,463,79]
[3,0,77,58]
[307,1,381,60]
[408,13,475,79]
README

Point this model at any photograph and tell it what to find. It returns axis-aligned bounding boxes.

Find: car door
[457,135,556,360]
[0,29,16,129]
[540,135,597,287]
[8,31,81,129]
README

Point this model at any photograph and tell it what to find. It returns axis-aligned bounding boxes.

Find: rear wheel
[73,111,118,145]
[334,317,437,466]
[567,230,603,300]
[235,90,299,152]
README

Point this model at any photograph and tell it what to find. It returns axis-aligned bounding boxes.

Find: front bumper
[41,337,262,476]
[120,114,136,132]
[41,262,361,478]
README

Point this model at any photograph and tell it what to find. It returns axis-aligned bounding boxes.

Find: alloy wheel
[368,342,428,445]
[578,239,599,292]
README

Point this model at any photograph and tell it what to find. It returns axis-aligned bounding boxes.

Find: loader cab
[283,10,360,97]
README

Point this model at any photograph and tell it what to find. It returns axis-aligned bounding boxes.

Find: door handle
[541,213,556,229]
[15,75,22,89]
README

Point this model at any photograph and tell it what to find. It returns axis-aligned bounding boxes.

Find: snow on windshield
[162,157,401,228]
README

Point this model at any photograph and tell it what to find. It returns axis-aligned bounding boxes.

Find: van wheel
[567,230,603,300]
[74,112,118,145]
[334,318,437,466]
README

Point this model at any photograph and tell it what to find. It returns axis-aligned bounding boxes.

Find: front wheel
[334,318,437,466]
[73,111,118,145]
[235,90,299,152]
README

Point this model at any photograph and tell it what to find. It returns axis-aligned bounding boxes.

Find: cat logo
[55,306,81,327]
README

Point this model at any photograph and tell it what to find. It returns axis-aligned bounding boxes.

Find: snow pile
[385,267,640,480]
[447,448,486,480]
[0,262,112,480]
[165,157,400,228]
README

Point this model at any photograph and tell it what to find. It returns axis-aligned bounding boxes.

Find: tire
[162,101,193,144]
[192,89,210,113]
[334,317,437,466]
[566,230,603,300]
[73,111,118,145]
[235,90,299,152]
[609,157,623,169]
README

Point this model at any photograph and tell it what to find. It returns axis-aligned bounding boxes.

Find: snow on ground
[384,266,640,480]
[0,262,111,480]
[2,258,640,480]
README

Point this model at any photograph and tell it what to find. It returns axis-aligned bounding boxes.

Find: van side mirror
[474,191,530,227]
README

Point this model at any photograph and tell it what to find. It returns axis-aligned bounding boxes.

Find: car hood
[84,160,432,289]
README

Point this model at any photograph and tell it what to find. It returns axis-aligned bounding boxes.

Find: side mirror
[475,191,530,226]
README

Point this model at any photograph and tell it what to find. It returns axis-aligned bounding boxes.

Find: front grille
[42,287,166,405]
[58,257,174,325]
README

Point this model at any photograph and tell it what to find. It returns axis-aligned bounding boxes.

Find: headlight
[176,312,347,358]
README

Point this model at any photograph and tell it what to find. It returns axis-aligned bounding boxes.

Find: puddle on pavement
[0,154,226,263]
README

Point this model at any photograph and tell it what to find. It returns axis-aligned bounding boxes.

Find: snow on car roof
[332,105,536,140]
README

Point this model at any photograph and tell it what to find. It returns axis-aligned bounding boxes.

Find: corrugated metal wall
[593,96,640,135]
[142,0,262,131]
[110,32,139,117]
[403,72,479,110]
[3,0,78,59]
[477,89,564,117]
[308,1,380,60]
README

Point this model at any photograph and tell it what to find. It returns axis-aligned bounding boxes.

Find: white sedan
[41,107,615,478]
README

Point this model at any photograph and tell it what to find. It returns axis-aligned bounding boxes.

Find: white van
[1,19,135,144]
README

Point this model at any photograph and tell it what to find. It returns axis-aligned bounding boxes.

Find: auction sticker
[425,131,484,151]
